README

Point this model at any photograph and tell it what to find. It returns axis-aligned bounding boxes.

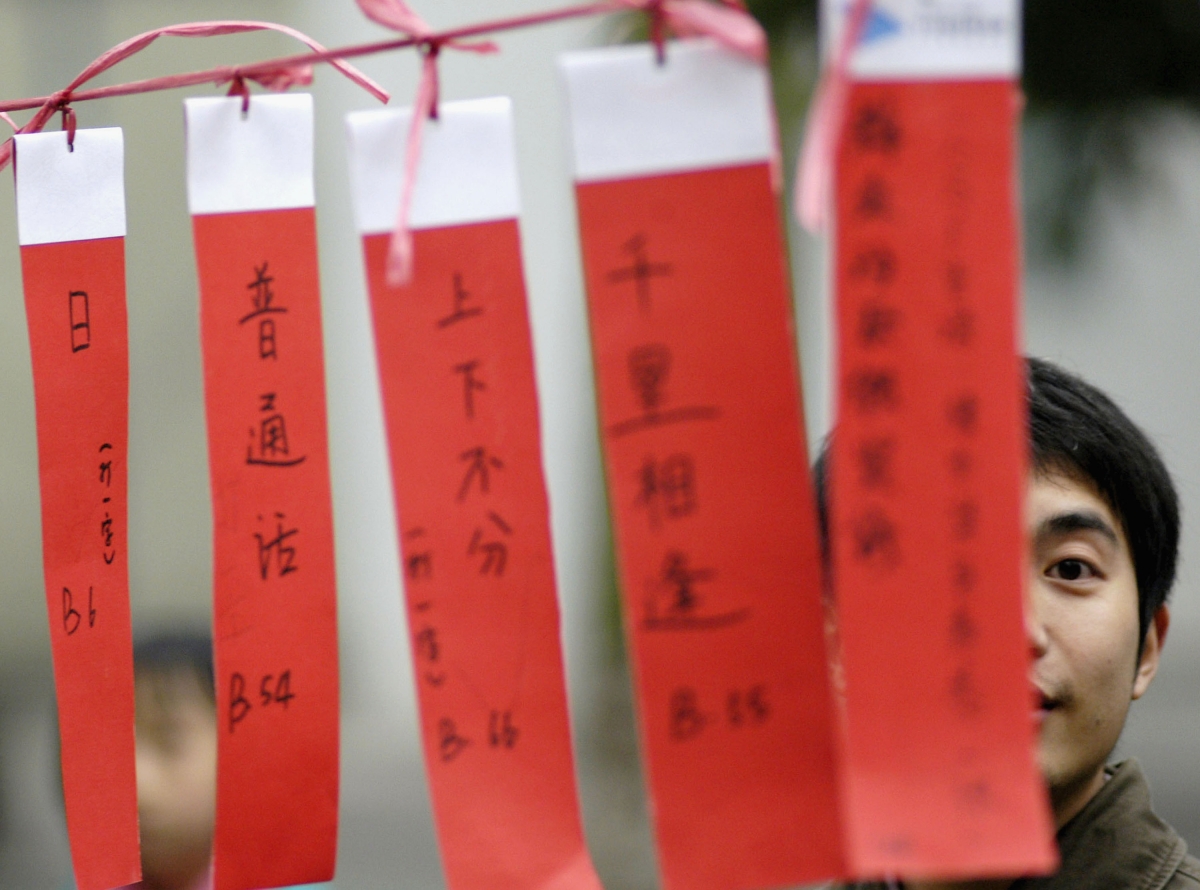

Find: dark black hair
[133,629,215,701]
[1027,357,1179,647]
[814,357,1180,648]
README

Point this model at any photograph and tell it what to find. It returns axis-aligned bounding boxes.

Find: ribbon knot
[0,20,386,173]
[356,0,499,286]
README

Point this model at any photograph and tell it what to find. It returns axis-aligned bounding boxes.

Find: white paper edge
[345,96,521,234]
[820,0,1020,81]
[185,93,315,215]
[559,39,774,183]
[14,128,126,245]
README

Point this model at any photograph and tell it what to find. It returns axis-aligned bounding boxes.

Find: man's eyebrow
[1037,510,1120,546]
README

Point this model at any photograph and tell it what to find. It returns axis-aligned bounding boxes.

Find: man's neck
[1050,765,1108,829]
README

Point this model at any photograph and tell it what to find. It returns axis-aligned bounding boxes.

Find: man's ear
[1133,606,1170,700]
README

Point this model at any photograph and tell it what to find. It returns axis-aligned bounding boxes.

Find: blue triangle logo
[852,5,902,44]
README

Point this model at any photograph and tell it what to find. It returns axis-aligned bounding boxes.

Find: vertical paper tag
[831,79,1056,877]
[562,42,845,890]
[346,97,602,890]
[185,94,339,890]
[15,127,140,890]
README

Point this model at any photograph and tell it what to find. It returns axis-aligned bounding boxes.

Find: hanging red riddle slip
[15,127,140,890]
[185,93,339,890]
[345,96,602,890]
[561,40,845,890]
[823,0,1057,879]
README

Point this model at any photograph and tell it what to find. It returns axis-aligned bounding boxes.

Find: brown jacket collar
[1016,759,1198,890]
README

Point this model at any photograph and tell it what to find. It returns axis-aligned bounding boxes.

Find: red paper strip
[363,222,602,890]
[575,162,845,890]
[194,207,339,890]
[831,80,1056,878]
[22,234,141,890]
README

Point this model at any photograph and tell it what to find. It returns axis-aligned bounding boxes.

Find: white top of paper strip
[14,128,126,246]
[821,0,1020,80]
[185,93,315,215]
[345,96,521,234]
[559,39,774,183]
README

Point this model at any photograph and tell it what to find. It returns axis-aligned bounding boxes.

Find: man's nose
[1024,575,1050,659]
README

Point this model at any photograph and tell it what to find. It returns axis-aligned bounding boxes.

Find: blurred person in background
[60,630,330,890]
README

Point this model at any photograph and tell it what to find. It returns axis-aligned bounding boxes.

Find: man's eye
[1048,558,1095,581]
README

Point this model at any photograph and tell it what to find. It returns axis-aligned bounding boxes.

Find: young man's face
[1026,469,1167,826]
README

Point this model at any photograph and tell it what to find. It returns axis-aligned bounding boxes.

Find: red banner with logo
[830,78,1056,879]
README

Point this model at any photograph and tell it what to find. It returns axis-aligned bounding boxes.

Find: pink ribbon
[0,20,387,171]
[795,0,872,232]
[357,0,499,286]
[608,0,766,64]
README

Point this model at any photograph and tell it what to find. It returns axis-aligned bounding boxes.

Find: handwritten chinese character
[467,511,512,576]
[69,291,90,353]
[850,507,901,570]
[247,393,307,468]
[254,512,299,580]
[239,262,287,359]
[438,718,471,762]
[606,233,672,310]
[636,454,697,527]
[457,447,504,502]
[437,273,483,328]
[668,687,707,741]
[454,361,487,420]
[850,100,902,153]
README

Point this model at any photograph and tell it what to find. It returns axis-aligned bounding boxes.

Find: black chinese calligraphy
[413,614,447,688]
[850,100,902,154]
[454,361,487,420]
[69,290,90,353]
[636,453,697,528]
[246,393,307,468]
[857,301,902,348]
[608,344,720,438]
[668,684,771,742]
[254,512,299,580]
[457,447,504,502]
[438,718,471,762]
[404,528,433,582]
[669,687,708,741]
[437,273,483,328]
[239,262,287,361]
[855,175,893,220]
[846,368,900,415]
[857,436,896,491]
[467,512,512,577]
[946,393,979,435]
[227,669,296,733]
[848,246,898,285]
[850,507,901,571]
[726,684,770,727]
[642,550,750,632]
[606,233,672,311]
[62,586,96,636]
[488,710,519,749]
[99,443,116,564]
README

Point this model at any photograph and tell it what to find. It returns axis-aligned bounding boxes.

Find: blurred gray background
[0,1,1196,887]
